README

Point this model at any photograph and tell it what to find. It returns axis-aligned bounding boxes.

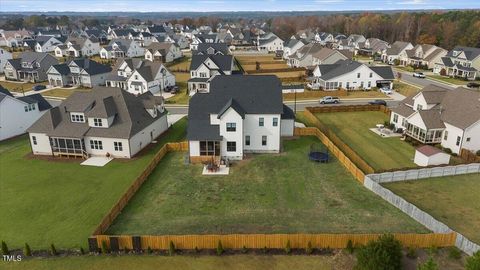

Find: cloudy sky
[1,0,479,12]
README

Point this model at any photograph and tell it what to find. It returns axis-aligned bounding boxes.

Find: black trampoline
[308,144,329,163]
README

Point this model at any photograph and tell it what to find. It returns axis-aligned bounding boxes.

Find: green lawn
[315,111,416,171]
[0,119,187,250]
[1,255,334,270]
[394,81,420,97]
[0,81,48,93]
[108,136,426,235]
[41,88,92,98]
[427,75,476,85]
[383,173,480,244]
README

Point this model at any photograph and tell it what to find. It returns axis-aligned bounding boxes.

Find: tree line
[270,11,480,50]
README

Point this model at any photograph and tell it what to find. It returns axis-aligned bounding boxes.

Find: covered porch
[49,137,88,158]
[18,70,39,83]
[405,123,443,144]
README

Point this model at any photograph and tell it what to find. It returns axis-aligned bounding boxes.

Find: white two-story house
[54,37,101,57]
[381,41,414,64]
[47,58,112,87]
[100,39,145,59]
[27,87,169,159]
[144,42,182,63]
[34,36,66,53]
[188,54,235,95]
[187,75,295,162]
[390,84,480,154]
[0,87,52,141]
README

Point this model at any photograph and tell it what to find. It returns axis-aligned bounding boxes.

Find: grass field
[108,136,426,235]
[394,81,420,97]
[1,255,335,270]
[427,75,477,85]
[167,57,191,71]
[315,111,416,171]
[0,119,187,249]
[383,173,480,244]
[0,81,48,93]
[41,88,92,98]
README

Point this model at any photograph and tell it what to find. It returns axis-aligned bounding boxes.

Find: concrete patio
[81,156,114,167]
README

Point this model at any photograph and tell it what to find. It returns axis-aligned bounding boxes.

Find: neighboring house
[190,33,217,50]
[390,84,480,154]
[311,60,395,90]
[0,86,52,141]
[126,62,175,95]
[47,59,112,87]
[402,44,448,69]
[106,58,175,94]
[145,25,168,36]
[27,87,169,159]
[54,37,101,57]
[187,75,295,162]
[193,43,230,55]
[110,29,136,40]
[128,31,155,47]
[188,54,235,95]
[81,29,108,44]
[433,46,480,80]
[4,52,59,82]
[100,39,144,59]
[283,39,305,59]
[346,34,366,50]
[257,32,284,52]
[0,30,32,47]
[381,41,414,64]
[288,43,350,68]
[0,48,12,73]
[357,38,389,56]
[144,42,182,63]
[34,35,66,53]
[171,34,189,49]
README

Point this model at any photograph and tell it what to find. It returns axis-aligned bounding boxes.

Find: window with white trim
[114,141,123,151]
[226,123,236,132]
[32,136,37,145]
[227,141,236,152]
[245,135,250,146]
[262,136,267,146]
[71,114,85,123]
[393,114,398,123]
[93,118,103,127]
[259,117,264,127]
[272,117,278,127]
[90,140,103,150]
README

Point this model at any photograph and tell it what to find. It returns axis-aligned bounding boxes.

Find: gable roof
[386,41,411,55]
[370,66,395,80]
[447,46,480,61]
[190,54,234,72]
[195,43,229,55]
[316,60,363,81]
[28,87,166,139]
[187,75,283,141]
[416,145,444,157]
[17,94,52,111]
[69,58,112,75]
[0,85,13,97]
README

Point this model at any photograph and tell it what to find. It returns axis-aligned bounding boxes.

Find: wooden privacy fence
[307,104,391,114]
[460,148,480,163]
[294,127,365,183]
[283,89,348,100]
[92,141,188,235]
[89,233,456,252]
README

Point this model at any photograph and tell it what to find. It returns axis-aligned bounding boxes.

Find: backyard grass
[108,136,426,235]
[346,90,388,99]
[0,81,48,93]
[315,111,416,171]
[394,81,420,97]
[167,57,191,71]
[427,75,478,85]
[165,82,189,104]
[1,255,335,270]
[41,88,92,98]
[0,118,187,249]
[383,173,480,244]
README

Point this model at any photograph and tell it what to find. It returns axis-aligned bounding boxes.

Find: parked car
[368,99,387,106]
[32,85,46,91]
[380,87,393,95]
[170,86,179,94]
[319,96,340,104]
[467,82,480,88]
[412,72,426,78]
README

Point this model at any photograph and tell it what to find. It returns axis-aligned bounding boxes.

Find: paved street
[394,69,456,90]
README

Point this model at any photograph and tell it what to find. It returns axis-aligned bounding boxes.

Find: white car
[413,72,426,78]
[380,87,393,95]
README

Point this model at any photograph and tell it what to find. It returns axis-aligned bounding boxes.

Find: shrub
[1,241,9,255]
[406,247,417,259]
[306,241,313,255]
[24,243,32,257]
[194,246,199,253]
[346,239,355,254]
[101,240,108,254]
[50,244,57,256]
[448,247,462,260]
[466,251,480,270]
[285,240,291,254]
[263,246,268,254]
[443,148,452,154]
[168,241,175,256]
[80,247,85,255]
[147,246,153,254]
[451,153,458,157]
[355,234,402,270]
[476,150,480,156]
[216,240,224,256]
[242,245,248,254]
[418,257,439,270]
[428,246,439,255]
